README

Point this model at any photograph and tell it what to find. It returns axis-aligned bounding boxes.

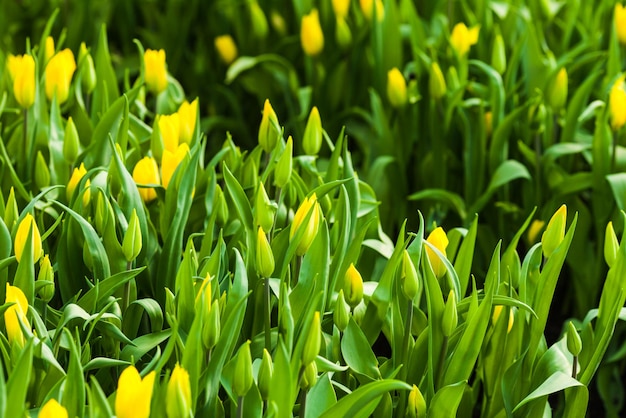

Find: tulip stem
[123,261,132,312]
[572,356,578,379]
[264,276,271,351]
[21,108,28,179]
[612,131,619,172]
[237,396,244,418]
[435,336,449,390]
[300,389,308,418]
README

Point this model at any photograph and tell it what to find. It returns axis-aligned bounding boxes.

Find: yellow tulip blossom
[133,156,160,203]
[46,49,77,104]
[166,364,192,418]
[214,35,238,65]
[7,54,36,109]
[115,366,156,418]
[289,194,321,256]
[332,0,350,19]
[44,36,55,64]
[387,67,407,108]
[610,76,626,131]
[67,162,88,201]
[426,227,449,278]
[616,4,626,45]
[301,9,324,57]
[450,22,480,56]
[161,143,190,189]
[144,49,168,94]
[344,263,364,308]
[4,283,29,347]
[14,213,43,263]
[158,113,181,153]
[359,0,384,21]
[39,399,68,418]
[177,99,198,145]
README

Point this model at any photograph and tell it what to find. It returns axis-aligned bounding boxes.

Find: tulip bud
[37,254,55,302]
[214,35,238,65]
[233,341,253,397]
[7,54,36,109]
[615,4,626,45]
[426,227,448,279]
[178,99,198,146]
[566,321,582,357]
[335,17,352,50]
[484,111,493,138]
[542,204,566,258]
[429,62,447,100]
[279,284,295,342]
[122,209,142,262]
[407,385,426,418]
[202,299,221,350]
[303,106,323,155]
[132,156,160,203]
[4,283,29,347]
[258,348,273,400]
[359,0,384,21]
[144,49,168,95]
[46,49,77,104]
[343,263,364,308]
[609,76,626,131]
[492,305,514,333]
[270,10,287,36]
[274,136,293,188]
[258,99,280,153]
[39,399,68,418]
[45,37,55,65]
[300,360,318,390]
[547,68,568,111]
[255,182,275,232]
[34,151,51,190]
[15,213,43,263]
[250,1,269,39]
[450,23,480,57]
[166,364,192,418]
[301,9,324,57]
[159,113,181,154]
[491,31,506,74]
[387,68,408,108]
[64,117,80,165]
[401,250,419,300]
[67,162,87,202]
[442,290,457,337]
[527,219,545,243]
[214,184,229,226]
[79,43,97,94]
[302,311,321,366]
[256,227,275,277]
[333,290,350,332]
[241,158,259,193]
[161,143,190,189]
[605,221,619,268]
[290,194,321,256]
[115,366,156,418]
[165,288,176,321]
[332,0,350,19]
[4,187,19,231]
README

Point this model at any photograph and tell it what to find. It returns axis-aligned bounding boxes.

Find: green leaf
[513,372,583,412]
[61,329,86,418]
[429,381,467,417]
[470,160,531,214]
[341,318,381,380]
[317,380,411,418]
[6,342,33,418]
[306,374,337,418]
[76,267,145,312]
[408,189,467,221]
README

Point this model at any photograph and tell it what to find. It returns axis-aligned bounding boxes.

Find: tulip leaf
[429,381,467,417]
[513,372,583,412]
[341,318,381,380]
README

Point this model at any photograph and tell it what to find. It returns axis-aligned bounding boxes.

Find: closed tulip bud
[144,49,168,94]
[39,399,68,418]
[270,10,288,35]
[333,0,350,18]
[215,35,238,65]
[4,187,18,231]
[45,37,55,64]
[303,106,323,155]
[274,136,293,188]
[46,49,76,104]
[335,17,352,50]
[542,204,566,258]
[241,158,259,191]
[290,194,321,256]
[401,250,419,300]
[407,385,426,418]
[491,31,506,74]
[442,290,457,337]
[255,183,275,232]
[95,192,112,234]
[116,366,156,418]
[256,227,275,277]
[166,364,192,418]
[485,111,493,138]
[37,254,55,302]
[233,341,253,397]
[616,4,626,45]
[334,290,350,331]
[566,321,582,357]
[527,219,545,243]
[387,67,408,108]
[343,263,363,308]
[35,151,50,190]
[15,213,43,263]
[64,117,80,165]
[4,283,29,347]
[159,113,181,153]
[279,284,295,340]
[426,227,448,279]
[258,348,273,400]
[161,143,190,189]
[609,76,626,131]
[178,99,198,145]
[492,305,514,333]
[301,9,324,57]
[302,311,321,366]
[133,156,160,203]
[214,185,229,226]
[250,1,269,39]
[360,0,384,21]
[604,221,619,268]
[79,43,97,94]
[429,62,447,100]
[450,23,480,57]
[548,68,568,111]
[67,162,87,201]
[300,360,318,390]
[122,209,142,262]
[203,299,221,350]
[7,54,36,108]
[259,99,280,153]
[165,288,176,320]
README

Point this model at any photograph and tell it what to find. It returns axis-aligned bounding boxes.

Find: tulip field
[2,0,626,417]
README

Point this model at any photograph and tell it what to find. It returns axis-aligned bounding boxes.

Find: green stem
[435,336,449,390]
[21,108,27,179]
[237,396,244,418]
[572,356,578,379]
[300,389,308,418]
[612,130,619,172]
[396,300,413,417]
[123,261,132,312]
[265,276,271,351]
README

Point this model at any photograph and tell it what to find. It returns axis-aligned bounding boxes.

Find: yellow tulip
[450,23,480,57]
[258,99,280,153]
[166,364,192,418]
[14,213,43,263]
[616,4,626,45]
[610,76,626,131]
[115,366,156,418]
[39,399,68,418]
[426,227,448,278]
[177,99,198,145]
[46,49,77,104]
[133,156,160,203]
[214,35,238,65]
[359,0,384,21]
[7,54,36,109]
[387,67,407,108]
[547,68,568,111]
[343,263,364,308]
[4,283,29,347]
[407,385,426,418]
[542,204,566,258]
[67,162,88,201]
[158,113,181,153]
[527,219,545,243]
[161,143,190,189]
[492,305,515,333]
[144,49,168,94]
[44,36,55,64]
[429,61,447,100]
[301,9,324,57]
[290,194,321,256]
[332,0,350,19]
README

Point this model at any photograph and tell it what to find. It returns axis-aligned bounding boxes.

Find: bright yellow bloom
[344,263,363,307]
[426,227,448,278]
[387,67,407,107]
[144,49,168,94]
[15,213,43,263]
[214,35,238,65]
[7,54,36,108]
[4,283,29,347]
[332,0,350,18]
[39,398,68,418]
[492,306,515,333]
[359,0,384,21]
[290,194,321,256]
[450,23,480,56]
[258,99,280,153]
[158,113,181,153]
[166,364,192,418]
[161,143,190,189]
[616,4,626,45]
[133,157,160,203]
[46,49,77,104]
[610,76,626,131]
[301,9,324,57]
[45,36,55,64]
[177,99,198,145]
[407,385,426,418]
[527,219,545,243]
[67,162,88,201]
[115,366,156,418]
[548,68,568,111]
